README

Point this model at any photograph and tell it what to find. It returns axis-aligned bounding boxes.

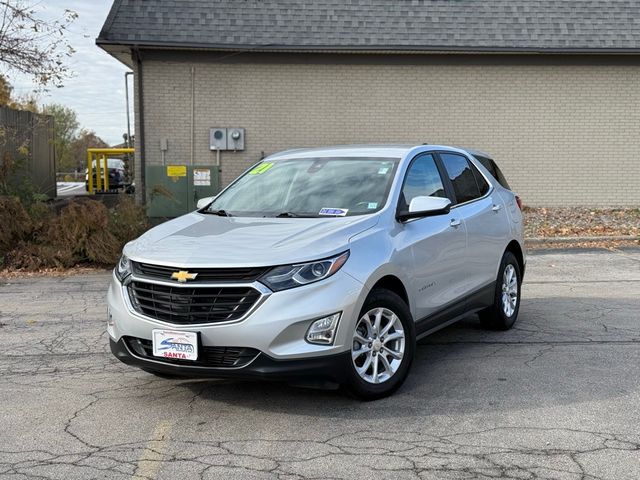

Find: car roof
[265,144,476,161]
[460,147,494,160]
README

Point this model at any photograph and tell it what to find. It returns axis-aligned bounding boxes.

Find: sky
[5,0,131,146]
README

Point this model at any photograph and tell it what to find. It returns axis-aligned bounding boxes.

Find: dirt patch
[524,207,640,238]
[0,266,109,280]
[526,239,639,251]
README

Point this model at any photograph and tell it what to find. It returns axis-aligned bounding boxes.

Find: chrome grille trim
[121,273,271,327]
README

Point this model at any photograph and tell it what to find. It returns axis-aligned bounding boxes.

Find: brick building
[98,0,640,207]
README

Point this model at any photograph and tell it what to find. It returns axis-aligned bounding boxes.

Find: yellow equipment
[86,148,134,193]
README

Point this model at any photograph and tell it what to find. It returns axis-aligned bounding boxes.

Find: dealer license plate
[152,329,198,361]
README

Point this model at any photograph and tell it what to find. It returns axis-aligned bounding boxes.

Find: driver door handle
[492,204,502,212]
[450,218,461,228]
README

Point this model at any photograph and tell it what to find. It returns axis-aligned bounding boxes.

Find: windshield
[90,159,124,169]
[207,157,399,217]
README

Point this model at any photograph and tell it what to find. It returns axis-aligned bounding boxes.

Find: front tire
[344,288,415,400]
[479,251,522,330]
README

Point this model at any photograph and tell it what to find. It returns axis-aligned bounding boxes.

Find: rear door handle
[450,218,461,228]
[492,204,502,212]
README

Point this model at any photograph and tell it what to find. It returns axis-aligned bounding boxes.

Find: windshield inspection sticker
[249,162,274,175]
[378,167,390,175]
[319,208,349,216]
[367,202,378,209]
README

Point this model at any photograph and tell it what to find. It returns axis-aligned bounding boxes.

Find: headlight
[259,251,349,291]
[115,254,132,282]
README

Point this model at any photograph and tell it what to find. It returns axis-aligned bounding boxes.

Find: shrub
[1,196,149,270]
[108,196,149,244]
[0,196,33,253]
[49,199,121,265]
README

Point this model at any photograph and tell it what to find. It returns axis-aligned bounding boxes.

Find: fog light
[306,313,341,345]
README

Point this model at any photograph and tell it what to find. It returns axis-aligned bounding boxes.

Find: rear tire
[344,288,415,400]
[479,251,522,330]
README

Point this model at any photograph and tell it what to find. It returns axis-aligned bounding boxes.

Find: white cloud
[3,0,132,146]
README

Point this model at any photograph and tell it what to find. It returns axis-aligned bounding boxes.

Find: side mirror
[196,196,216,209]
[397,196,451,222]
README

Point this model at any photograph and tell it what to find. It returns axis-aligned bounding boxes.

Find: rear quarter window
[475,156,511,190]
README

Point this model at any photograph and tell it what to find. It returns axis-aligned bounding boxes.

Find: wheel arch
[370,275,410,308]
[505,240,525,278]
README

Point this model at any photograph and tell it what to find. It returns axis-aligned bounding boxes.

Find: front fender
[342,222,414,317]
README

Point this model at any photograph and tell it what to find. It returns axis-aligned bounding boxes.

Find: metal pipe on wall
[124,72,133,147]
[190,66,195,166]
[133,49,146,204]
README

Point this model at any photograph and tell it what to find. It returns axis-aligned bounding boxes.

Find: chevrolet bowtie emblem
[171,271,198,283]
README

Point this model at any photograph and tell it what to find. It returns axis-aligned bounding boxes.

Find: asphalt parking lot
[1,248,639,480]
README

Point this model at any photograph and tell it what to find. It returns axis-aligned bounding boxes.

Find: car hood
[124,212,379,267]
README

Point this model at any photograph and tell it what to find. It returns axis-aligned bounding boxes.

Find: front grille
[131,261,269,283]
[127,281,261,324]
[125,337,259,368]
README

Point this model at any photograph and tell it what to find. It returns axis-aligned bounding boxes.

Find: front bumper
[110,337,350,381]
[107,269,367,373]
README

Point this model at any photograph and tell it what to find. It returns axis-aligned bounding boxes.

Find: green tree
[0,73,39,110]
[69,129,108,172]
[0,74,13,106]
[41,104,79,172]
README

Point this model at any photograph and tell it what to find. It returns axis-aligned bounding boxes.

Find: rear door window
[440,153,482,204]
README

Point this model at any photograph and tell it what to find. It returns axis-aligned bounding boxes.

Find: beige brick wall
[138,55,640,207]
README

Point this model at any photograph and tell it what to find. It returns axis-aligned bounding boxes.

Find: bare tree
[0,1,77,87]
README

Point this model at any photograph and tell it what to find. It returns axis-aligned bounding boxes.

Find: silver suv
[108,145,524,399]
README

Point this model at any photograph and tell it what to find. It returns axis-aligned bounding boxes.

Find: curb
[526,235,640,244]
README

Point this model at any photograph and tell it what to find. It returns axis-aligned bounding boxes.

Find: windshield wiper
[204,209,232,217]
[273,212,315,218]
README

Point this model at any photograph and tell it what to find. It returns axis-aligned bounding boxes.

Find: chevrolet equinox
[108,145,525,399]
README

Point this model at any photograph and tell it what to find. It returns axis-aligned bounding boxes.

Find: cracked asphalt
[0,248,639,480]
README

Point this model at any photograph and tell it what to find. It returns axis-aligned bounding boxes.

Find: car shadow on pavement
[172,295,639,415]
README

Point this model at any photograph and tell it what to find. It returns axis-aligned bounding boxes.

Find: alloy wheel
[501,264,518,317]
[351,307,405,384]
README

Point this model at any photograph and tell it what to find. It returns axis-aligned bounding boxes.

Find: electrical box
[145,165,189,217]
[209,128,227,150]
[227,128,245,151]
[209,127,245,151]
[145,165,220,218]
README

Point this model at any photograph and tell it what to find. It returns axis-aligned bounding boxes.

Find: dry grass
[0,196,149,271]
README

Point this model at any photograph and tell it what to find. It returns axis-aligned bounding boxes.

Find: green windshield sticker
[249,162,274,175]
